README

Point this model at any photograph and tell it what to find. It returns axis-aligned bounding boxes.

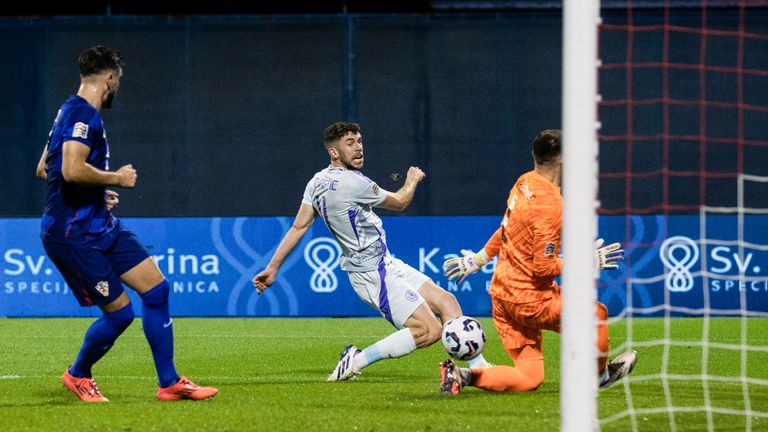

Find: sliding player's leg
[440,295,557,394]
[417,278,492,368]
[328,258,441,381]
[114,228,217,400]
[440,343,546,394]
[328,302,438,381]
[469,345,545,392]
[386,257,491,367]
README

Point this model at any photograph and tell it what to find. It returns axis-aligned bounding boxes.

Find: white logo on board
[304,237,341,293]
[659,236,699,292]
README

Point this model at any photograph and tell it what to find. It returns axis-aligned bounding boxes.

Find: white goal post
[561,0,601,430]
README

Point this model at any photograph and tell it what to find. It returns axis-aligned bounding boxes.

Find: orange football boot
[61,369,109,403]
[157,376,218,401]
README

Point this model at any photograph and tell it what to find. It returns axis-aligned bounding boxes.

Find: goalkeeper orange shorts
[491,286,562,353]
[491,285,610,371]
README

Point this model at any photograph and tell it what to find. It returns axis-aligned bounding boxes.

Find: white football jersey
[302,166,389,272]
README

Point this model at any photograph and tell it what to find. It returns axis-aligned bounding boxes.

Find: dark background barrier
[1,2,766,218]
[1,13,561,217]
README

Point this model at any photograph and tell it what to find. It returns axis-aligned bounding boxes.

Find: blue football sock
[140,280,179,388]
[70,304,134,378]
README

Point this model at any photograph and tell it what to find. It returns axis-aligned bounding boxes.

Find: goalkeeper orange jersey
[483,170,563,304]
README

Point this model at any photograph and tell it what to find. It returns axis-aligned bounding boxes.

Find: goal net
[596,1,768,430]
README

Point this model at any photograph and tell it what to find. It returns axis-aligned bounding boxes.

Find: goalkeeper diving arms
[443,249,491,284]
[594,238,624,270]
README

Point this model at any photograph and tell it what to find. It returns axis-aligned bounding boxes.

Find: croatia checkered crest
[442,316,486,361]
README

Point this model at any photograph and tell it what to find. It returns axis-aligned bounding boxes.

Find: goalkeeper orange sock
[470,346,544,392]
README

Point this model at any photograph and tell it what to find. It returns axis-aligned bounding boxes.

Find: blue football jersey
[41,95,118,244]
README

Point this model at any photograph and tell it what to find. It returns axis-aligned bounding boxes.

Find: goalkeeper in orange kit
[439,129,636,395]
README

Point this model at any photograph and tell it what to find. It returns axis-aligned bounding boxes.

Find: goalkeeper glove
[594,238,624,270]
[443,249,490,284]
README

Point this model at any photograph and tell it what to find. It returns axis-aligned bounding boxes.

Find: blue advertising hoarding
[1,215,766,317]
[599,214,768,317]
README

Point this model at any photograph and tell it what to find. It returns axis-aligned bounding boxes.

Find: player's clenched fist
[116,164,137,188]
[406,166,426,184]
[252,267,277,294]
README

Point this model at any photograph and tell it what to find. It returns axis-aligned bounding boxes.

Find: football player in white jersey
[253,122,490,381]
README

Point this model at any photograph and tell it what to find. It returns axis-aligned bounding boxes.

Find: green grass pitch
[1,317,766,431]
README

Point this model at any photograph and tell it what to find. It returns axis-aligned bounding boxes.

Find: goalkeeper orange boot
[157,376,218,401]
[440,359,463,395]
[61,369,109,403]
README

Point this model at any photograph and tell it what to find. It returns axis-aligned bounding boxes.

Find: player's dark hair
[79,45,123,78]
[324,122,361,146]
[532,129,562,165]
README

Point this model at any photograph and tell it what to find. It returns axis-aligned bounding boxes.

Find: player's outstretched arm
[377,166,426,211]
[62,141,136,187]
[36,145,48,180]
[253,203,316,293]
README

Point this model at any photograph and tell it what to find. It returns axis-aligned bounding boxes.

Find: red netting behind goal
[595,4,768,430]
[597,0,768,216]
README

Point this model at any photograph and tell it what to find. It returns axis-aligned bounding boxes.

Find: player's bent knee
[139,280,170,306]
[410,320,441,347]
[424,321,443,346]
[104,304,135,330]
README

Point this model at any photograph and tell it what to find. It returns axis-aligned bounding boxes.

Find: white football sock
[467,354,491,368]
[357,328,417,371]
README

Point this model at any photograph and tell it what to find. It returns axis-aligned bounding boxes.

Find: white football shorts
[347,256,430,329]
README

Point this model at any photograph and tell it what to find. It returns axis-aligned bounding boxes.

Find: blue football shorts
[43,226,150,307]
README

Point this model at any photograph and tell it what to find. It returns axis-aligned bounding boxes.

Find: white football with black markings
[442,315,486,361]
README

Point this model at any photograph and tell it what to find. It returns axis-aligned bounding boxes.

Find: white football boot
[327,344,362,381]
[599,350,638,389]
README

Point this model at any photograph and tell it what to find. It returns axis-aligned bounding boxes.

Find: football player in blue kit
[35,46,217,402]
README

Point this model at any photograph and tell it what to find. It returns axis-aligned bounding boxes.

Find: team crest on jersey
[544,242,556,256]
[94,281,110,297]
[73,122,89,139]
[405,289,419,302]
[372,184,380,195]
